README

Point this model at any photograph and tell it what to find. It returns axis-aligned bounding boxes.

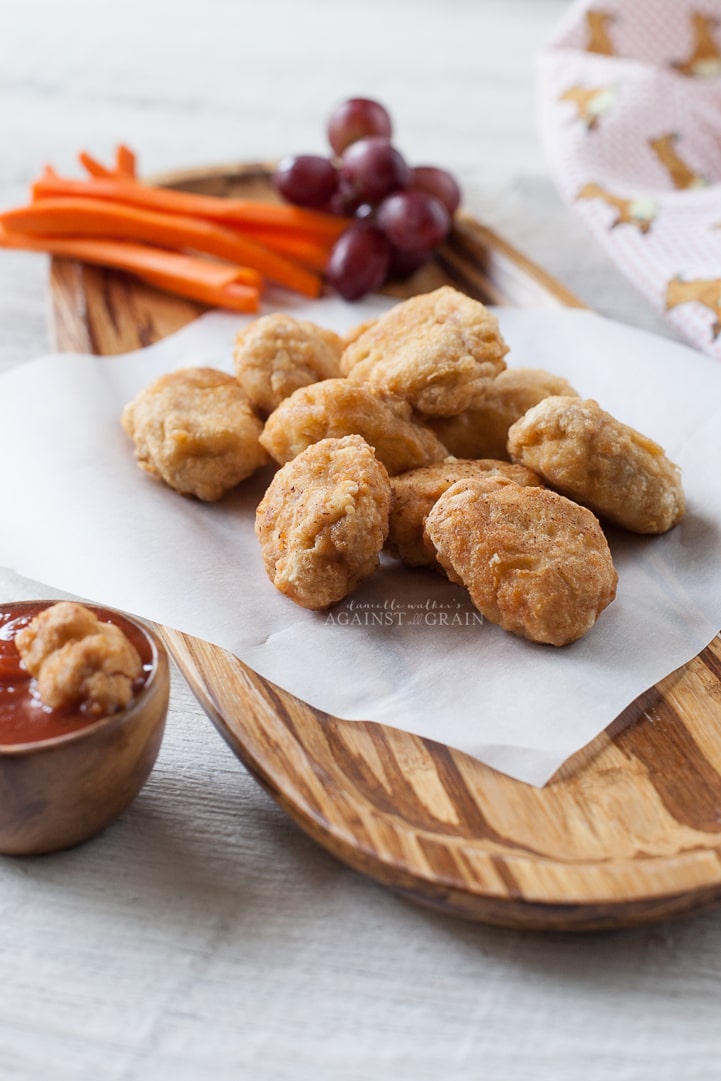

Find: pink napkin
[538,0,721,357]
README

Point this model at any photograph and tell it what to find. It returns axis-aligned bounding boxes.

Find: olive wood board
[49,163,721,931]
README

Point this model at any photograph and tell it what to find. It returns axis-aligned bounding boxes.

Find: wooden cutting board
[49,164,721,931]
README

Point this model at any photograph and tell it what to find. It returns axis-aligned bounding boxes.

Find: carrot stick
[2,198,265,287]
[0,227,240,285]
[31,174,349,240]
[116,145,137,179]
[1,197,320,296]
[135,270,259,312]
[78,151,113,179]
[0,225,262,311]
[79,147,137,180]
[233,226,333,272]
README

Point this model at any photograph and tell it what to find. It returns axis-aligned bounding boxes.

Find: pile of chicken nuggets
[121,286,685,647]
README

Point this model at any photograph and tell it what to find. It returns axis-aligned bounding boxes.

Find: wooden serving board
[49,164,721,931]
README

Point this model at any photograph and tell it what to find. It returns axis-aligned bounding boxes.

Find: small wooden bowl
[0,601,169,856]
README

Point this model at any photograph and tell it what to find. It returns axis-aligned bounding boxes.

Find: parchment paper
[1,298,720,785]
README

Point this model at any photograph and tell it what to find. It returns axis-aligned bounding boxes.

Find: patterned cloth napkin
[538,0,721,357]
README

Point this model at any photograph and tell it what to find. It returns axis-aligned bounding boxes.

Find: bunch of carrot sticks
[0,146,349,312]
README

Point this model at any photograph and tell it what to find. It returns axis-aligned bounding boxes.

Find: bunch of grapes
[272,98,461,301]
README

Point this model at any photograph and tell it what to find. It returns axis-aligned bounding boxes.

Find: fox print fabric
[538,0,721,356]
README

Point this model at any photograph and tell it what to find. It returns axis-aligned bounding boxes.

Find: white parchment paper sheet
[1,299,720,785]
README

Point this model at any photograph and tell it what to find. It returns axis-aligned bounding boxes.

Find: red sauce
[0,602,153,746]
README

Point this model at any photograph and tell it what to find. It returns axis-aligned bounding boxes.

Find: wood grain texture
[0,603,169,856]
[49,164,721,930]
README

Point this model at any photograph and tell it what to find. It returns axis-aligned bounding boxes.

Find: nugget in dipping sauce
[388,458,543,569]
[15,601,143,717]
[340,286,508,416]
[424,481,617,646]
[255,435,391,610]
[260,378,449,476]
[507,396,685,534]
[427,368,579,461]
[121,367,268,502]
[233,313,343,418]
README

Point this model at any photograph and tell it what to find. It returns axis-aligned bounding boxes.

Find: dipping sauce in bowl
[0,600,169,856]
[0,602,153,745]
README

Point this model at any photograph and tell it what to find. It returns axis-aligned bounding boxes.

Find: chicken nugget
[427,368,578,460]
[340,286,508,415]
[233,313,343,417]
[424,482,617,646]
[15,601,142,715]
[389,458,543,569]
[507,396,684,534]
[259,378,448,476]
[121,367,268,502]
[255,434,391,610]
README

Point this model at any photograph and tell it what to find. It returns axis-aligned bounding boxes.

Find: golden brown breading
[233,313,343,417]
[342,318,378,350]
[427,368,579,460]
[389,458,543,569]
[255,434,391,610]
[339,286,508,415]
[259,378,449,476]
[507,396,685,534]
[424,482,617,646]
[15,602,142,715]
[121,367,268,502]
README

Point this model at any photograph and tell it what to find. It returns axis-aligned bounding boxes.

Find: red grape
[326,224,391,300]
[273,97,461,299]
[273,155,339,208]
[376,190,451,252]
[340,137,410,204]
[327,98,393,156]
[354,202,374,221]
[326,176,369,216]
[411,165,462,215]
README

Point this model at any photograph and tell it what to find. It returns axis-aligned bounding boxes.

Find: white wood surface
[1,2,719,1078]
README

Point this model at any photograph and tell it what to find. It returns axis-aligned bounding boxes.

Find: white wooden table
[1,2,719,1078]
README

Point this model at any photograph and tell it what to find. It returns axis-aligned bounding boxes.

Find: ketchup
[0,602,152,746]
